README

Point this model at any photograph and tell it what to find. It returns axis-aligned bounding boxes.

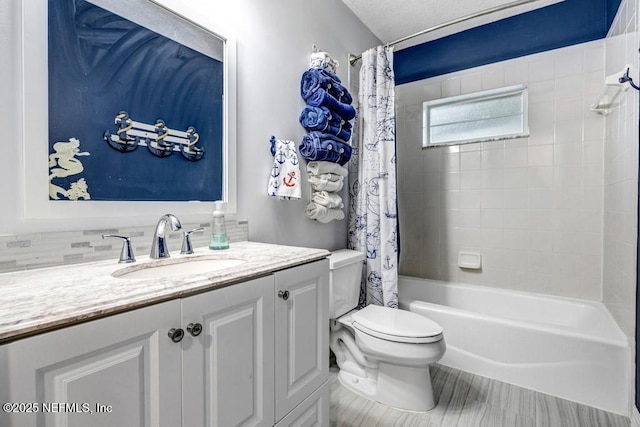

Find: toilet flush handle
[278,290,289,300]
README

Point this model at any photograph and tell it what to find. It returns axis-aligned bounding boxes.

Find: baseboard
[632,406,640,427]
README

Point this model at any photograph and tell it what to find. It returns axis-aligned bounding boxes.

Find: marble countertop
[0,241,329,344]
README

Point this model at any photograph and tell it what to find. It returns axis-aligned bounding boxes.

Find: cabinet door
[274,259,329,422]
[275,380,329,427]
[181,276,275,427]
[0,300,182,427]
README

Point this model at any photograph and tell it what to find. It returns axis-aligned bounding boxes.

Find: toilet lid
[351,305,443,344]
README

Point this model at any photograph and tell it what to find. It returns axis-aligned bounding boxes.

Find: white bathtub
[398,276,630,415]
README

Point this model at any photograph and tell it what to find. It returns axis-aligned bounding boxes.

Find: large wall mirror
[21,0,237,230]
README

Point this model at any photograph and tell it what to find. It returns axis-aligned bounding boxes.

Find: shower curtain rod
[349,0,546,66]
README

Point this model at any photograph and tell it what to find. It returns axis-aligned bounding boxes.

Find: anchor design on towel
[271,163,280,178]
[275,150,287,164]
[103,111,204,161]
[283,171,297,187]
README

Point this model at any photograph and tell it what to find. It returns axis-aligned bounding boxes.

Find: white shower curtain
[348,46,398,308]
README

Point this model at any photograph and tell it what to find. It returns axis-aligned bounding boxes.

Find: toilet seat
[351,305,443,344]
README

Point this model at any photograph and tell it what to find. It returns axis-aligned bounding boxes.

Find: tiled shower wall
[603,0,639,337]
[0,220,248,274]
[396,40,607,300]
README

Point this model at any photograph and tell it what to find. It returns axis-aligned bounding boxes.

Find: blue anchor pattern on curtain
[348,46,399,309]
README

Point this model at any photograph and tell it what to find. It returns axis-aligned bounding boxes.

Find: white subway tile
[422,81,442,102]
[528,56,555,82]
[583,40,605,73]
[554,142,583,167]
[554,46,584,78]
[459,209,481,228]
[503,168,529,189]
[481,148,504,169]
[527,80,555,104]
[528,166,554,188]
[528,209,554,231]
[529,188,554,209]
[481,189,504,210]
[461,170,482,190]
[442,172,461,190]
[527,230,553,252]
[503,209,530,229]
[461,151,482,171]
[481,66,505,89]
[554,166,583,188]
[458,226,482,246]
[442,77,461,97]
[460,190,482,209]
[481,227,504,249]
[443,190,461,210]
[481,169,504,189]
[481,208,503,228]
[528,145,554,167]
[504,61,529,86]
[504,145,528,168]
[503,189,529,210]
[461,72,482,94]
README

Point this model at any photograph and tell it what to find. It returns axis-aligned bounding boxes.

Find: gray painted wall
[0,0,380,253]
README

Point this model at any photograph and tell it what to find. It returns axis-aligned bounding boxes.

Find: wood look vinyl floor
[329,364,630,427]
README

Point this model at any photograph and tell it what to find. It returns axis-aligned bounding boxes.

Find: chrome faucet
[150,214,182,259]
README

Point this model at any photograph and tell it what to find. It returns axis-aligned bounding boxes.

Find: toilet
[329,249,446,412]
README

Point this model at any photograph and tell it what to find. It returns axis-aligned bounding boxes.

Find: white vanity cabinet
[274,260,329,424]
[0,299,184,427]
[0,259,329,427]
[181,275,275,427]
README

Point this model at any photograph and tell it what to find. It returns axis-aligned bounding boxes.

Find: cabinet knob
[278,290,289,300]
[187,322,203,337]
[168,328,185,343]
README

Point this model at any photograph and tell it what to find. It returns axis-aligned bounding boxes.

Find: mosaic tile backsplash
[0,220,248,274]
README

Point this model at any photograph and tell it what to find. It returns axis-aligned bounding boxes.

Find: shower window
[422,84,529,147]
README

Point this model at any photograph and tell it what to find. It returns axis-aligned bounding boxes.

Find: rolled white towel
[305,202,345,223]
[314,172,343,182]
[312,190,344,209]
[308,174,344,192]
[307,161,348,177]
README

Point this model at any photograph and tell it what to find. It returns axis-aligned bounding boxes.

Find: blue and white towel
[268,138,301,200]
[299,106,352,141]
[301,68,353,105]
[299,132,352,165]
[305,89,356,120]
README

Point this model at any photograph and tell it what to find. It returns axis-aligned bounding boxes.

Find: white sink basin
[113,256,247,280]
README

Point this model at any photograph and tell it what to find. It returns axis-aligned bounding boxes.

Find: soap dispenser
[209,200,229,250]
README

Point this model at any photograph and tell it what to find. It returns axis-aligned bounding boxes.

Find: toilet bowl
[328,250,446,412]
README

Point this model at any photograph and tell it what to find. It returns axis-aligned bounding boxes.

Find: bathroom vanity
[0,242,330,427]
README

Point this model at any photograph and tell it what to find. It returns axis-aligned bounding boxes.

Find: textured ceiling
[341,0,565,50]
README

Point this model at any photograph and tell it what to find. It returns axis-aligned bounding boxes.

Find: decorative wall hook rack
[103,111,204,161]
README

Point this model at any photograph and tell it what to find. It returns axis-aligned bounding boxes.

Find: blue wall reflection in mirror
[48,0,223,201]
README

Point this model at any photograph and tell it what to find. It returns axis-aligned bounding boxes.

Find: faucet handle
[102,234,136,263]
[181,227,204,254]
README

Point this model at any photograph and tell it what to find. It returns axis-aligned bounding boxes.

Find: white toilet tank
[329,249,366,319]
